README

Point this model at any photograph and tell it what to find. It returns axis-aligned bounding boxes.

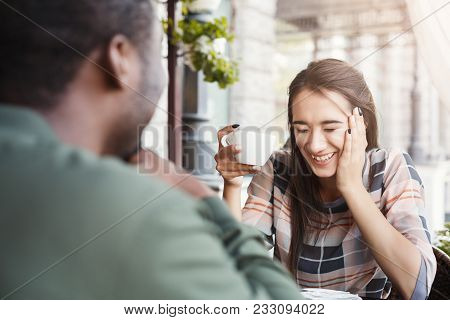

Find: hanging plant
[435,223,450,256]
[162,0,239,89]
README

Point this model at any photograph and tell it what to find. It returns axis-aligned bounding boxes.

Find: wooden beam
[167,0,182,166]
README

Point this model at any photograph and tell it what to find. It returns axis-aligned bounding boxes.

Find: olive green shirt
[0,105,304,299]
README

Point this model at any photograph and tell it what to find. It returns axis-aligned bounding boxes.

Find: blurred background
[144,0,450,238]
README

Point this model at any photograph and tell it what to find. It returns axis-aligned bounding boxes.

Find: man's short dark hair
[0,0,155,108]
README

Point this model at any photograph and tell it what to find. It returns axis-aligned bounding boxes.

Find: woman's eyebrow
[321,120,344,125]
[292,120,344,125]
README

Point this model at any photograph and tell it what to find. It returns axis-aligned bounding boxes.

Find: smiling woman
[215,59,437,300]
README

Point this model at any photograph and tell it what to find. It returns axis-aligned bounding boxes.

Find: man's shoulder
[2,137,200,220]
[57,145,199,211]
[0,141,223,299]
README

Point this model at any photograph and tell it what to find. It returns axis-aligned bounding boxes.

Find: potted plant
[185,0,222,13]
[163,0,239,89]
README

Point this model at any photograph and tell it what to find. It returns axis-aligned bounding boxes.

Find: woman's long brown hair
[286,59,379,276]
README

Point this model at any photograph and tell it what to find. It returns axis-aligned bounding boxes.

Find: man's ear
[103,34,138,89]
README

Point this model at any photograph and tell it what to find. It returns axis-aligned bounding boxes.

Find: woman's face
[291,88,352,178]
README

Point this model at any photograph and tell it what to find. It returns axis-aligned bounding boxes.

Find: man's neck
[39,100,106,155]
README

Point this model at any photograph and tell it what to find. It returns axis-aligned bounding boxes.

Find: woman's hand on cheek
[336,107,368,194]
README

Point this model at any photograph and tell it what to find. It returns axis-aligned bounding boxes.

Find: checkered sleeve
[381,149,437,299]
[242,153,276,238]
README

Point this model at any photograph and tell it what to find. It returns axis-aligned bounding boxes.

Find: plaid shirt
[242,148,436,299]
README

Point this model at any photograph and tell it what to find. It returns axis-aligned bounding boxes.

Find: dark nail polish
[358,107,363,116]
[232,124,240,129]
[348,129,351,134]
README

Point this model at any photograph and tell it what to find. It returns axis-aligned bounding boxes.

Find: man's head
[0,0,165,157]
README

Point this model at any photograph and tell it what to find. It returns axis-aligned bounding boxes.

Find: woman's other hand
[215,125,261,187]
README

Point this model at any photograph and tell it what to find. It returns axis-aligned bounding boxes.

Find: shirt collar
[0,103,58,142]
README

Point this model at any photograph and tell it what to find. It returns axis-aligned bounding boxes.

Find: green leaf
[161,3,239,89]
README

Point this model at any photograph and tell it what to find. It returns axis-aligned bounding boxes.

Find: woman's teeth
[311,153,334,162]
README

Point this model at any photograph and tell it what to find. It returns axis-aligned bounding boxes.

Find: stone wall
[229,0,278,128]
